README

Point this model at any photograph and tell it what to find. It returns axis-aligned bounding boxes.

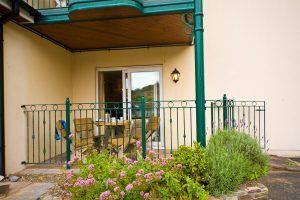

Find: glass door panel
[124,69,163,146]
[130,71,160,119]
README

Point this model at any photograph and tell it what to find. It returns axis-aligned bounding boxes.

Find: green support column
[194,0,206,147]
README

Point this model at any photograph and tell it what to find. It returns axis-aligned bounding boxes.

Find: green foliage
[64,149,208,200]
[172,142,207,183]
[205,130,269,196]
[63,131,269,199]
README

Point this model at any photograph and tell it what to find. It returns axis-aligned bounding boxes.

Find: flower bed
[63,130,269,200]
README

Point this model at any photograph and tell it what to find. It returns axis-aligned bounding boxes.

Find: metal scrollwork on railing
[89,103,95,109]
[30,105,36,111]
[181,100,188,107]
[167,101,174,108]
[77,104,83,110]
[41,105,47,111]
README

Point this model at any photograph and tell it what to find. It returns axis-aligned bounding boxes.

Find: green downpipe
[194,0,206,147]
[141,96,146,159]
[66,97,71,169]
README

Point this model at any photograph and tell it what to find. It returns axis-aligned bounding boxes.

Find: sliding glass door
[97,66,163,147]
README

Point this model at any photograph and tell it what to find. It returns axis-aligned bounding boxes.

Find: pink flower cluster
[65,146,179,200]
[106,178,116,186]
[125,183,133,191]
[118,171,126,179]
[66,155,80,166]
[88,164,94,171]
[140,191,150,199]
[136,140,141,149]
[70,176,96,187]
[66,170,74,180]
[125,157,132,164]
[99,191,110,200]
[176,163,183,169]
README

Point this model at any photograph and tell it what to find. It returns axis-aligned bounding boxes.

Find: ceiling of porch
[29,13,193,51]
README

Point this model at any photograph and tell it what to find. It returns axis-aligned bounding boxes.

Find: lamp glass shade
[171,68,180,83]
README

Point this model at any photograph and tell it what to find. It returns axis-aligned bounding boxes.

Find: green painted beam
[34,0,194,24]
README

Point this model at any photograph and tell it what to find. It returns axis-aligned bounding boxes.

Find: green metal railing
[205,94,266,148]
[21,97,197,165]
[22,0,68,10]
[21,94,266,166]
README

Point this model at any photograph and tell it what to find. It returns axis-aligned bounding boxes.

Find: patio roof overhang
[23,0,195,51]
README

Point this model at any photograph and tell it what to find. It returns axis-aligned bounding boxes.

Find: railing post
[223,94,228,129]
[141,96,146,159]
[210,102,214,135]
[66,97,71,169]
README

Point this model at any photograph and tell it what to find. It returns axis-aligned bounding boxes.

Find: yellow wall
[72,47,195,102]
[204,0,300,156]
[4,22,72,174]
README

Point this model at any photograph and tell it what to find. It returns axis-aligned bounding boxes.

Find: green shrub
[64,147,208,200]
[172,142,207,183]
[205,130,269,196]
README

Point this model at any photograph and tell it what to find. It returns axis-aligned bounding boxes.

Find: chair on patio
[110,121,135,156]
[55,118,95,160]
[132,116,160,141]
[73,118,95,154]
[147,116,160,141]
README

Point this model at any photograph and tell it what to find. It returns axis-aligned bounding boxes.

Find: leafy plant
[205,130,269,196]
[172,142,207,183]
[64,146,208,200]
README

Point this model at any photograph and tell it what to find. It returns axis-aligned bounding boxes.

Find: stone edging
[220,183,268,200]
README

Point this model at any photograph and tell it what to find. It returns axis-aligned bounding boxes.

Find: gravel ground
[20,174,70,200]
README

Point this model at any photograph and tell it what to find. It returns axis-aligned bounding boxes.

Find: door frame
[95,65,164,148]
[96,65,163,104]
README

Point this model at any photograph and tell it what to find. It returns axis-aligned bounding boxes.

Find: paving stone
[3,182,54,200]
[246,187,261,193]
[253,190,268,198]
[236,190,247,196]
[8,176,21,182]
[238,194,252,200]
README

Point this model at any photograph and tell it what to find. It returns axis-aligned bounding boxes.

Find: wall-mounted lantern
[171,68,180,83]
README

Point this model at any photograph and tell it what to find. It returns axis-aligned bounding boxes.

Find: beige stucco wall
[4,22,72,175]
[204,0,300,156]
[72,47,195,102]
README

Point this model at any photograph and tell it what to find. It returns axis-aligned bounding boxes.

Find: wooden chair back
[73,118,94,147]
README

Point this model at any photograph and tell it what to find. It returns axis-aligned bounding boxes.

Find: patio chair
[110,121,135,156]
[132,116,160,141]
[73,118,94,153]
[147,116,160,141]
[55,118,95,160]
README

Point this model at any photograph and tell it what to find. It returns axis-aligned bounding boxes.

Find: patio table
[94,120,128,149]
